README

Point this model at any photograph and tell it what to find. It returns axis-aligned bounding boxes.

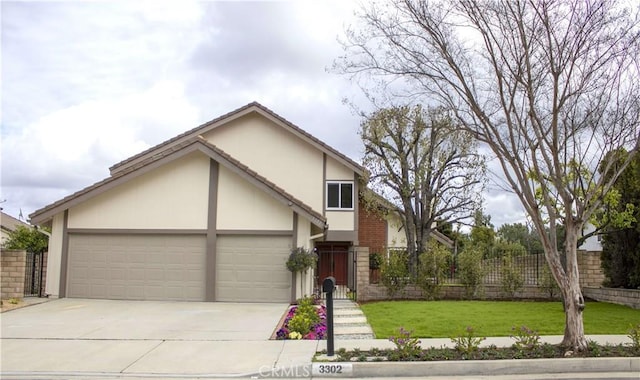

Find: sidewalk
[1,335,634,379]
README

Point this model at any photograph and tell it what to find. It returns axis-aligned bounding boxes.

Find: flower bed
[276,297,327,340]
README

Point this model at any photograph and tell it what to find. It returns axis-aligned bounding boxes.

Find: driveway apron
[0,298,304,376]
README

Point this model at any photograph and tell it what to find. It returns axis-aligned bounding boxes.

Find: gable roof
[110,101,365,177]
[1,211,30,233]
[29,138,327,228]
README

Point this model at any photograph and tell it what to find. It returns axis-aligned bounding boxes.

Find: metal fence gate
[24,252,44,297]
[316,245,357,300]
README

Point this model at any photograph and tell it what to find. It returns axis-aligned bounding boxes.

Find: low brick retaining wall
[584,287,640,309]
[359,283,558,302]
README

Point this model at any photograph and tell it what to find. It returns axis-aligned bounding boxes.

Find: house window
[326,181,353,210]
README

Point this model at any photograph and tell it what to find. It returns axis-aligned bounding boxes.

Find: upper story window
[326,181,353,210]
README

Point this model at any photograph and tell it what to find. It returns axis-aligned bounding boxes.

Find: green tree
[338,0,640,351]
[470,209,495,258]
[494,240,527,258]
[601,150,640,288]
[2,225,48,254]
[360,105,485,275]
[498,223,543,255]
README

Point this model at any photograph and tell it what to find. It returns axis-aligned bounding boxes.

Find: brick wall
[577,250,605,288]
[1,249,26,300]
[584,287,640,309]
[358,200,387,256]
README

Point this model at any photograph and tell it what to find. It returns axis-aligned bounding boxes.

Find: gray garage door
[67,234,206,301]
[216,235,291,302]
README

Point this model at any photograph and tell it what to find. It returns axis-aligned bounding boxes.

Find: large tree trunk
[559,224,588,351]
[560,281,587,351]
[402,203,418,276]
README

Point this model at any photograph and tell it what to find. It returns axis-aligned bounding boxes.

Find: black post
[322,276,336,357]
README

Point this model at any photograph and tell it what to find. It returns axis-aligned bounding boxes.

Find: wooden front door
[316,243,349,285]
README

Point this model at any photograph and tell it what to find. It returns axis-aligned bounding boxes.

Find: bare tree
[337,0,640,350]
[361,104,485,273]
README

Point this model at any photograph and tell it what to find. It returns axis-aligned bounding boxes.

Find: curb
[309,357,640,378]
[2,358,638,379]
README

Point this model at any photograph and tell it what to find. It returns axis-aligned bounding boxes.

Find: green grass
[360,300,640,338]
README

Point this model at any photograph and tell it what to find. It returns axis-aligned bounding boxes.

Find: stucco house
[30,102,456,303]
[30,102,371,303]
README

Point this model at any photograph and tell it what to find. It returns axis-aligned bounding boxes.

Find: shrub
[628,323,640,353]
[511,325,541,350]
[286,247,317,273]
[288,314,316,335]
[296,296,320,325]
[380,250,410,297]
[369,252,383,269]
[389,327,422,360]
[451,326,486,354]
[416,242,450,300]
[458,246,485,298]
[539,263,560,299]
[500,254,524,298]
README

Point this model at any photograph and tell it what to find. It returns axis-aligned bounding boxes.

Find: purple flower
[276,327,289,340]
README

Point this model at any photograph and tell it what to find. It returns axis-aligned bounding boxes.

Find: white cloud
[1,80,199,211]
[0,0,526,231]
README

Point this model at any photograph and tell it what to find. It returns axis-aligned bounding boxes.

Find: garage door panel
[216,235,291,303]
[68,234,206,301]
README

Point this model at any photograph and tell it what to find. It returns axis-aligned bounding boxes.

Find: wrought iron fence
[443,253,546,286]
[24,252,44,297]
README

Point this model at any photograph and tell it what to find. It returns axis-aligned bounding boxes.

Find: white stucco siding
[387,215,407,248]
[203,114,324,211]
[296,217,312,249]
[326,211,354,231]
[326,156,354,181]
[217,165,293,230]
[68,153,210,229]
[45,212,65,297]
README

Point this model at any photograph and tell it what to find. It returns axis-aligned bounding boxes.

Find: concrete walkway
[332,299,375,340]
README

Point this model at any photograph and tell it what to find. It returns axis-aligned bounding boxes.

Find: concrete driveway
[1,298,287,340]
[0,298,321,377]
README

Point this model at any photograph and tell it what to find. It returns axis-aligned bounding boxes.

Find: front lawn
[360,300,640,338]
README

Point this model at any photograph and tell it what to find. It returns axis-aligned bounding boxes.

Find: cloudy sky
[1,0,525,228]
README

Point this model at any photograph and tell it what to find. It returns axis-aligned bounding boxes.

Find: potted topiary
[286,247,317,273]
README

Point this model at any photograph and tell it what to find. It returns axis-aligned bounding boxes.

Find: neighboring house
[578,222,603,252]
[1,211,48,298]
[358,191,454,256]
[30,102,367,303]
[1,211,30,245]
